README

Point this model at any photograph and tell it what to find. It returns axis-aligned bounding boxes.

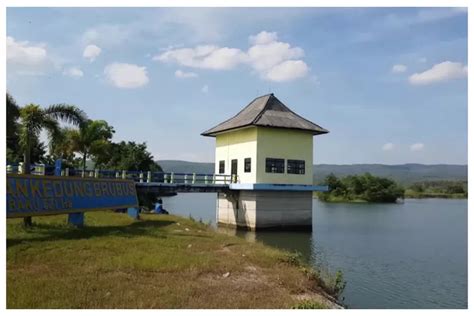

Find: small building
[202,93,328,230]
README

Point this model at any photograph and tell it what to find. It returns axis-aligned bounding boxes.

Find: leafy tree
[7,93,21,162]
[65,120,115,172]
[100,141,162,172]
[317,173,404,203]
[17,103,87,175]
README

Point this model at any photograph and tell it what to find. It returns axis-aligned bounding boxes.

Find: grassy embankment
[7,211,342,309]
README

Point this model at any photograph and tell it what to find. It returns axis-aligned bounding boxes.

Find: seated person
[154,198,169,214]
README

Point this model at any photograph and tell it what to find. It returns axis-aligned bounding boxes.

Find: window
[287,159,305,174]
[219,160,225,174]
[244,158,251,173]
[231,159,238,175]
[265,158,285,173]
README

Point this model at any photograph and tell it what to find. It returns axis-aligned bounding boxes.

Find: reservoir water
[162,193,467,309]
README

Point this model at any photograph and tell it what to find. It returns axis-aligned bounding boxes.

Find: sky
[6,7,468,164]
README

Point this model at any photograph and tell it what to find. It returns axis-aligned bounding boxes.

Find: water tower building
[202,93,328,230]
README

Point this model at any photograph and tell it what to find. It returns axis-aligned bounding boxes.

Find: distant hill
[158,160,214,174]
[157,160,467,185]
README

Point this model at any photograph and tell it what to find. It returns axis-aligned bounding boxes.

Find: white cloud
[392,64,407,73]
[175,70,198,78]
[7,36,55,75]
[410,143,425,151]
[82,24,131,47]
[83,44,102,62]
[154,31,309,82]
[201,84,209,93]
[382,143,395,151]
[63,66,84,79]
[409,61,467,85]
[7,36,47,65]
[249,31,278,45]
[264,60,308,82]
[104,63,149,89]
[155,45,246,70]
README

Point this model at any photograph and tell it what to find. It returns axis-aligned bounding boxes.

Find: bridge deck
[136,182,230,193]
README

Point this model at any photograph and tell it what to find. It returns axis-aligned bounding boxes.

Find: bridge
[6,163,329,195]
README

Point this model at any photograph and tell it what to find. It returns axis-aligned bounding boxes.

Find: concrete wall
[214,126,314,185]
[215,127,257,183]
[256,127,313,185]
[217,190,312,230]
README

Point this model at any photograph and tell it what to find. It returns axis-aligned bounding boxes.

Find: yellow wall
[215,126,314,185]
[215,127,258,183]
[256,127,313,185]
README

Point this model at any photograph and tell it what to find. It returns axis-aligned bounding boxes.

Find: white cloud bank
[7,36,54,75]
[154,31,309,82]
[63,66,84,79]
[175,69,198,78]
[382,143,395,151]
[409,61,467,85]
[410,143,425,151]
[83,44,102,62]
[392,64,407,73]
[104,63,149,89]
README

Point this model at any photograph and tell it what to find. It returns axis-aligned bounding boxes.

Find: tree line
[7,93,162,174]
[316,173,405,203]
[405,180,467,198]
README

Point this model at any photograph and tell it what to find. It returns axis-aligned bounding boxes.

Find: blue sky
[6,7,468,164]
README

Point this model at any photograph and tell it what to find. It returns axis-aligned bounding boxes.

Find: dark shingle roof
[201,94,329,137]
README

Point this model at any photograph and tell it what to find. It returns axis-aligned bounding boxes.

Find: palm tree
[18,104,87,175]
[16,103,86,226]
[67,120,115,173]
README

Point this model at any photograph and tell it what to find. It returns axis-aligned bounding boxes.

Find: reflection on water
[162,193,467,309]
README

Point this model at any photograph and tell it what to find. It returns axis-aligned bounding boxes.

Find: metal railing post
[147,171,151,183]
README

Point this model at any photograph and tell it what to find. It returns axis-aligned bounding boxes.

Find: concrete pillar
[217,190,313,231]
[68,212,84,227]
[128,207,140,220]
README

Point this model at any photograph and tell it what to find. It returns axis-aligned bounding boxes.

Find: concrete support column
[68,212,84,227]
[128,207,140,220]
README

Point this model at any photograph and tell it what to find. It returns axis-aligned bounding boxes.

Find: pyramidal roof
[201,93,329,137]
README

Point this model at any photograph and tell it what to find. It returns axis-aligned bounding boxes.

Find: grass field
[7,211,340,309]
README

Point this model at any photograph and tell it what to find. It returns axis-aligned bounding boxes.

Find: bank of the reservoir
[7,211,341,309]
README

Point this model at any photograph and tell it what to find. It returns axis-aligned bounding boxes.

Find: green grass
[7,211,337,309]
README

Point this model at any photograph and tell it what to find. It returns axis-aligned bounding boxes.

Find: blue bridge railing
[6,163,237,185]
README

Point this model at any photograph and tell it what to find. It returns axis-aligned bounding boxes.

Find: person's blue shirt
[154,202,163,213]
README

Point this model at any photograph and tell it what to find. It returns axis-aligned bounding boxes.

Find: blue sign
[6,174,138,218]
